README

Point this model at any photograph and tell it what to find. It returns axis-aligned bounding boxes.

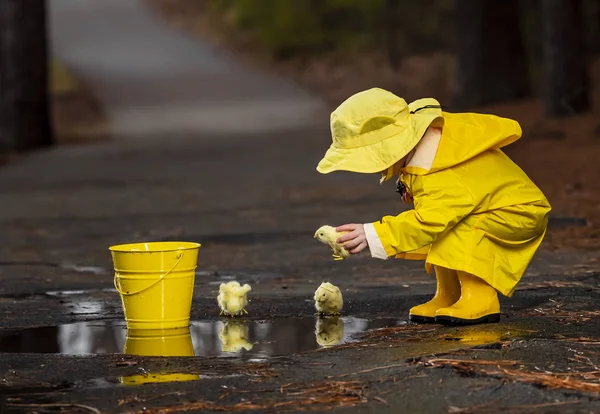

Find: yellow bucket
[120,327,200,385]
[110,241,201,330]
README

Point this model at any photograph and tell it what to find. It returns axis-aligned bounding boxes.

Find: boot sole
[435,313,501,326]
[408,314,436,324]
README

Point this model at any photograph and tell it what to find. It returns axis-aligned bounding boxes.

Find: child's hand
[336,224,368,254]
[402,191,413,204]
[397,180,413,204]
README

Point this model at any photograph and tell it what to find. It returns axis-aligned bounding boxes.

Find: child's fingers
[337,230,358,243]
[350,242,367,254]
[343,238,362,250]
[336,224,357,232]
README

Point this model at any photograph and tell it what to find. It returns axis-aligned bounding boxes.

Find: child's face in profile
[378,157,406,177]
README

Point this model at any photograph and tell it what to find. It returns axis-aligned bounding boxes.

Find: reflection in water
[315,317,344,347]
[0,316,402,358]
[0,326,60,353]
[456,330,502,345]
[124,327,195,356]
[442,324,525,346]
[218,321,253,353]
[120,327,199,385]
[59,322,125,355]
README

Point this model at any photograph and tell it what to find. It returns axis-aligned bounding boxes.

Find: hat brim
[316,111,443,174]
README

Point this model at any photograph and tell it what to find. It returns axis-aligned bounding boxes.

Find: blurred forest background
[1,0,599,153]
[148,0,600,116]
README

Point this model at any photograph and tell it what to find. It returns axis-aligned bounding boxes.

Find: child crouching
[316,88,551,326]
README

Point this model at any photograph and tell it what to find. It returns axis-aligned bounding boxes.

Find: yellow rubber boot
[435,271,501,325]
[409,266,461,323]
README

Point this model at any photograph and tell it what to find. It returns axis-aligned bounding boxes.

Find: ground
[0,1,599,413]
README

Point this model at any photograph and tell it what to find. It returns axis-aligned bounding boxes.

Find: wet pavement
[1,271,600,413]
[0,199,599,414]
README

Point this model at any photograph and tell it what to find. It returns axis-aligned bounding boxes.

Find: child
[316,88,551,326]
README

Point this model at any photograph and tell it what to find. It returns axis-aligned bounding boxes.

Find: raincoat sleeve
[366,170,477,258]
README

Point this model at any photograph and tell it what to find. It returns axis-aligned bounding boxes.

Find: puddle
[0,316,402,358]
[60,264,109,276]
[45,289,116,298]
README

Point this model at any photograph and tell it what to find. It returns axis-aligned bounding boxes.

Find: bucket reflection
[120,327,199,385]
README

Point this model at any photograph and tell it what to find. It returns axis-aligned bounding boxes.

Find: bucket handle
[113,250,184,296]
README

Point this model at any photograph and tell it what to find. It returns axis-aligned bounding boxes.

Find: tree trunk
[0,0,52,152]
[452,0,531,110]
[542,0,590,117]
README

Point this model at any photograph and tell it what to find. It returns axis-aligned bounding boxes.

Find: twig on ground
[6,403,101,414]
[449,400,580,413]
[327,363,407,379]
[422,357,600,394]
[561,337,600,345]
[372,396,389,406]
[135,380,367,413]
[118,392,186,407]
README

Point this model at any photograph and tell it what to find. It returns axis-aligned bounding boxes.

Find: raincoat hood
[405,111,523,176]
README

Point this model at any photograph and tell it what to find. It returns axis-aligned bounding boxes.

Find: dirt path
[48,0,327,138]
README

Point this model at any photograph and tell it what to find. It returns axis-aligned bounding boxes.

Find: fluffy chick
[217,281,251,317]
[314,225,350,260]
[314,281,343,316]
[315,317,344,347]
[218,321,254,353]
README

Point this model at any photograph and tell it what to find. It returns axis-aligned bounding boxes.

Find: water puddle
[60,264,109,276]
[45,288,116,297]
[0,316,402,358]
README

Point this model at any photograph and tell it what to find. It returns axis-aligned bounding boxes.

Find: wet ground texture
[1,268,600,413]
[1,130,599,413]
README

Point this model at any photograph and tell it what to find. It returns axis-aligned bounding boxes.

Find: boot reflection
[449,326,503,346]
[120,327,199,385]
[315,317,344,347]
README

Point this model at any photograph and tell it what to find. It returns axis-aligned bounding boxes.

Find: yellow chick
[218,321,254,353]
[314,281,343,316]
[314,225,350,260]
[315,317,344,347]
[217,281,251,317]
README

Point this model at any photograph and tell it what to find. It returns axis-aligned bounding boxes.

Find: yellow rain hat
[316,88,444,175]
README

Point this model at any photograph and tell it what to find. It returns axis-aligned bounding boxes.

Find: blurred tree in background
[208,0,455,60]
[198,0,598,117]
[542,0,590,117]
[452,0,531,109]
[0,0,52,152]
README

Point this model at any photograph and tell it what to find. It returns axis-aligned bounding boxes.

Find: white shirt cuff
[364,223,389,260]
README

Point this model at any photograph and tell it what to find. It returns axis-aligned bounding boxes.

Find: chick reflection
[218,320,254,353]
[315,317,344,347]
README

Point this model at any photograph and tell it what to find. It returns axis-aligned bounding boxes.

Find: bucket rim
[109,241,201,253]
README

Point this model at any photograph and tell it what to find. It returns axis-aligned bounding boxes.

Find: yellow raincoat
[370,111,551,297]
